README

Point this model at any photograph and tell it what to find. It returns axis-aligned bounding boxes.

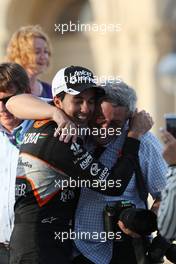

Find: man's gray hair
[100,80,137,113]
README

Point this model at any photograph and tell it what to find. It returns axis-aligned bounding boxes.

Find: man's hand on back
[128,110,153,139]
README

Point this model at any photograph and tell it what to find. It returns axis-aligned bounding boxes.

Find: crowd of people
[0,24,176,264]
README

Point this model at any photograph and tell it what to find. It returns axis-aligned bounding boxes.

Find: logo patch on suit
[23,133,48,144]
[33,120,50,128]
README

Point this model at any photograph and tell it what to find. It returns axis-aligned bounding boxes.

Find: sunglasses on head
[0,95,13,105]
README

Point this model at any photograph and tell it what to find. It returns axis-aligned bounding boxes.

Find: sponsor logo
[90,163,101,176]
[41,217,57,224]
[33,119,50,128]
[99,167,109,180]
[60,189,75,202]
[73,152,89,164]
[69,70,93,85]
[70,75,95,85]
[80,155,93,170]
[70,142,83,156]
[16,183,27,197]
[23,133,48,144]
[18,157,32,168]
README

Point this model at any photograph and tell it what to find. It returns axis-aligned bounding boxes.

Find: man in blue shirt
[73,81,167,264]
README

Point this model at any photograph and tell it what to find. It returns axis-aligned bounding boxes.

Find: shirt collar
[0,121,24,147]
[0,124,11,134]
[12,120,30,147]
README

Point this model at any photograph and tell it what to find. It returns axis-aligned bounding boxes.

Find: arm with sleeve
[139,132,167,199]
[21,120,141,196]
[49,135,140,195]
[158,166,176,240]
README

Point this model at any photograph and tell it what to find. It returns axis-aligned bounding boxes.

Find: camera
[104,200,157,236]
[103,200,135,239]
[103,200,176,263]
[164,113,176,138]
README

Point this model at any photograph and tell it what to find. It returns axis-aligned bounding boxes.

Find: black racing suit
[10,120,140,264]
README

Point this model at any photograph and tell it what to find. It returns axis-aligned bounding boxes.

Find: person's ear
[129,111,134,118]
[118,220,127,232]
[54,96,62,108]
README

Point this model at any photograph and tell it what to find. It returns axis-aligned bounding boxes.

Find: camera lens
[119,208,157,236]
[147,234,176,263]
[165,243,176,263]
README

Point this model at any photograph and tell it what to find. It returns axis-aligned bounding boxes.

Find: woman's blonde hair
[6,25,51,69]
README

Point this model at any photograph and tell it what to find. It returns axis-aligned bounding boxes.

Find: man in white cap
[9,66,152,264]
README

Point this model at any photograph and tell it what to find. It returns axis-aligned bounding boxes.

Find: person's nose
[37,50,46,61]
[40,52,45,60]
[81,101,90,114]
[42,50,49,60]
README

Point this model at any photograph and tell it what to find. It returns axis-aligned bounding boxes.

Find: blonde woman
[6,25,52,98]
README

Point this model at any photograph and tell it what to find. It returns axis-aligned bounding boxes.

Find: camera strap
[132,158,151,263]
[133,157,148,209]
[132,238,150,264]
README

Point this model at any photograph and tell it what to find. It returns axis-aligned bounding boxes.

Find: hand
[150,199,160,215]
[161,130,176,165]
[118,220,141,238]
[128,110,153,139]
[52,108,78,143]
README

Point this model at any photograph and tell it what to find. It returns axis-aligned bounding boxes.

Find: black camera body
[103,200,135,241]
[103,200,176,263]
[104,200,157,236]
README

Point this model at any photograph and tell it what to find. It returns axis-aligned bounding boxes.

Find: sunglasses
[0,95,13,105]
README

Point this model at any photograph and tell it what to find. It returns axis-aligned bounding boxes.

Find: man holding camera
[73,81,167,264]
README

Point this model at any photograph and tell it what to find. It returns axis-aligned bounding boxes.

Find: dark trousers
[110,238,137,264]
[10,223,72,264]
[72,254,93,264]
[72,238,137,264]
[72,238,165,264]
[0,244,9,264]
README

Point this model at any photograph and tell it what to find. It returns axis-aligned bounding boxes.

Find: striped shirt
[158,166,176,240]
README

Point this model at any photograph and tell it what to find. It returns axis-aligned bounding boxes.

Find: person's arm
[6,94,56,120]
[157,130,176,239]
[157,166,176,239]
[139,132,167,200]
[49,111,152,195]
[6,94,77,142]
[50,135,140,196]
[21,119,141,196]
